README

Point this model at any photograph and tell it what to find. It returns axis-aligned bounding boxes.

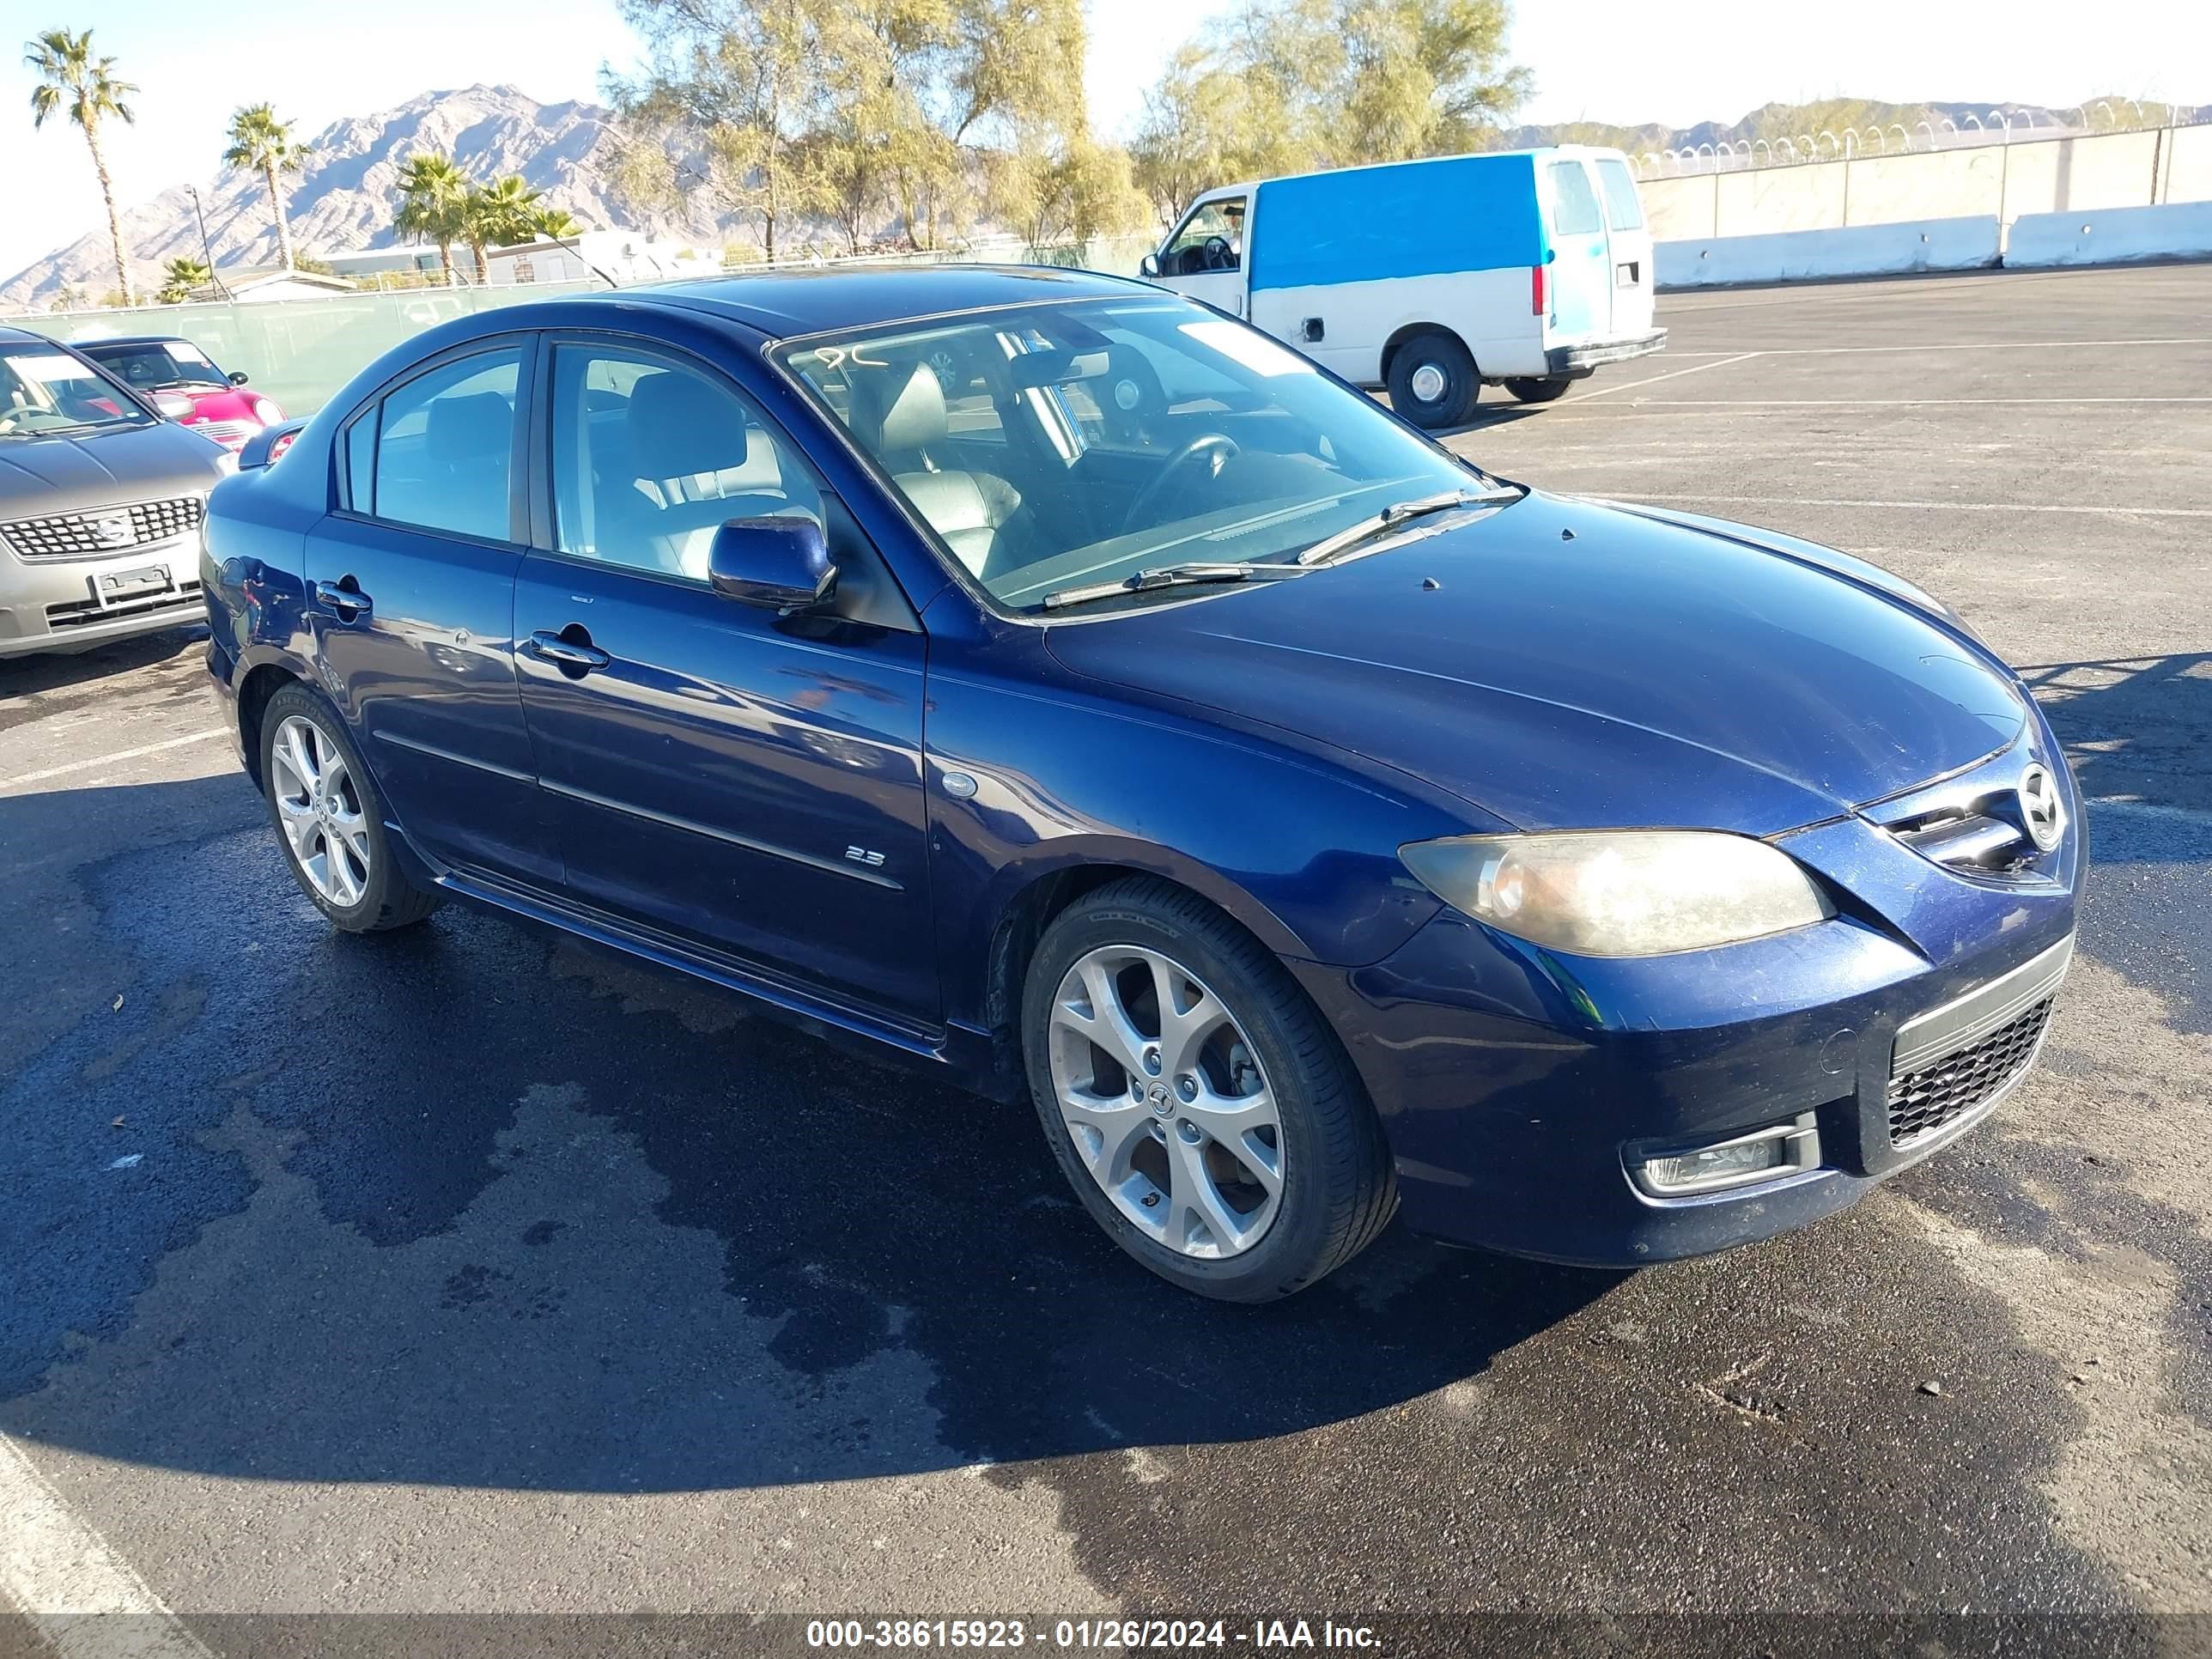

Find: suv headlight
[1399,830,1833,957]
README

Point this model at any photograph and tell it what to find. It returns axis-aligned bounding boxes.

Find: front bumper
[1292,732,2081,1267]
[1545,329,1668,377]
[0,535,207,658]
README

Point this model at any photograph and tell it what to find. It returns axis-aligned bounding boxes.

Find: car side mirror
[152,390,195,419]
[228,369,250,386]
[1138,252,1160,279]
[238,419,306,470]
[708,517,836,614]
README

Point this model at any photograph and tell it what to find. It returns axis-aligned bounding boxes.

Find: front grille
[2,496,204,562]
[1887,997,2052,1148]
[44,579,203,629]
[189,419,258,447]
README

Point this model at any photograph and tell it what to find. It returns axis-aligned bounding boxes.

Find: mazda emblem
[2018,763,2064,853]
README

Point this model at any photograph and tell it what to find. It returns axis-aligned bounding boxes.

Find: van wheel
[1386,332,1479,429]
[1022,878,1397,1303]
[1504,377,1573,404]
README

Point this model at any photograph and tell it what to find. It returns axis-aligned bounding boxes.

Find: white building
[483,231,717,288]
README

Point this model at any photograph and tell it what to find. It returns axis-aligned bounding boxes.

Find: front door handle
[313,577,371,617]
[523,629,611,672]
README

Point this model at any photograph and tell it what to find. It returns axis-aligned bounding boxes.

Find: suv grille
[1,496,204,562]
[1887,998,2053,1148]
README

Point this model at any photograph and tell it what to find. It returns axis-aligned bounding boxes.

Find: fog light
[1631,1114,1820,1198]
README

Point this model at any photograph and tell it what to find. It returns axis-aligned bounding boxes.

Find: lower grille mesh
[1887,999,2053,1147]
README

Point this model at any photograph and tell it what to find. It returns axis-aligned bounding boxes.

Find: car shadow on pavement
[0,625,205,705]
[2022,650,2212,830]
[0,773,1623,1495]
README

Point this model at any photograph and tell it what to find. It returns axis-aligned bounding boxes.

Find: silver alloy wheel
[1408,362,1448,404]
[270,714,371,907]
[1047,945,1285,1259]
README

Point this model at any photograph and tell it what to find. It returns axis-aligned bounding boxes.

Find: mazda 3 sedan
[201,268,2081,1301]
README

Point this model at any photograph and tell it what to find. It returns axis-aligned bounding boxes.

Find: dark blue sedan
[200,267,2081,1301]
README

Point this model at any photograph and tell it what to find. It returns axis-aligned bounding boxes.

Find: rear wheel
[259,684,441,933]
[1385,331,1479,429]
[1504,376,1573,404]
[1022,878,1396,1302]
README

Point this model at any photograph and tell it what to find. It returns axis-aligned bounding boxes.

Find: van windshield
[780,297,1496,612]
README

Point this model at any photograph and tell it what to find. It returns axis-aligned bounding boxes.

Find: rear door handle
[523,629,611,672]
[313,578,371,617]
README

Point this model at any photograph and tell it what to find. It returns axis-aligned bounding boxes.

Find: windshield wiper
[1041,561,1310,611]
[1295,486,1522,567]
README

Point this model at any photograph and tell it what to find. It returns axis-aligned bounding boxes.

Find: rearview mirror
[228,369,250,386]
[708,517,836,614]
[152,390,195,418]
[1138,252,1161,279]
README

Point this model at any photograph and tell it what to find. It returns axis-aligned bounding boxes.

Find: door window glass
[549,346,824,583]
[1547,162,1603,236]
[1161,197,1248,276]
[368,348,521,540]
[1595,159,1646,231]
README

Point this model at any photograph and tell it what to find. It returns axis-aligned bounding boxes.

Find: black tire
[1503,376,1573,404]
[1385,331,1480,429]
[258,683,441,933]
[1021,877,1396,1303]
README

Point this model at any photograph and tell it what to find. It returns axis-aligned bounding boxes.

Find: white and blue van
[1139,146,1665,428]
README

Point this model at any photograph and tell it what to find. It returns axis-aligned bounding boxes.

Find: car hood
[176,388,260,422]
[0,420,230,517]
[1042,490,2025,836]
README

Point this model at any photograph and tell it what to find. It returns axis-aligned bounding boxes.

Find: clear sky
[6,0,2207,280]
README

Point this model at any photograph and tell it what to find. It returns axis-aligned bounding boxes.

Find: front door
[1152,192,1250,319]
[1542,158,1613,345]
[305,337,562,887]
[513,338,936,1022]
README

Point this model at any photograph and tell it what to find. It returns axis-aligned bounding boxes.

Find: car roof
[621,264,1155,339]
[72,335,196,350]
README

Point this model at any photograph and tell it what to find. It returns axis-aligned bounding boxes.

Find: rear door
[1594,155,1656,338]
[306,337,562,887]
[1540,157,1612,345]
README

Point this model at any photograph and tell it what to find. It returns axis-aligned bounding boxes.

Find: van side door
[1150,193,1250,318]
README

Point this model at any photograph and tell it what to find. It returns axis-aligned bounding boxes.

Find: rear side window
[1547,161,1603,236]
[1595,159,1645,231]
[355,347,522,541]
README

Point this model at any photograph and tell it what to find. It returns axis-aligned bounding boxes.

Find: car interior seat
[848,362,1022,580]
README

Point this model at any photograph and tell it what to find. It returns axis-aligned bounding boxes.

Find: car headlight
[1398,831,1833,957]
[251,396,284,425]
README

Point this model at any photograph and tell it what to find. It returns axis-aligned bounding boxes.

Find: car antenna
[547,220,620,290]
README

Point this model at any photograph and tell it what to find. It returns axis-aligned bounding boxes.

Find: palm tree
[26,28,137,306]
[157,256,210,304]
[531,206,581,242]
[461,174,543,282]
[222,103,309,269]
[392,152,471,286]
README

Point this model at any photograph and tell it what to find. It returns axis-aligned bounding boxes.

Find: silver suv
[0,326,234,659]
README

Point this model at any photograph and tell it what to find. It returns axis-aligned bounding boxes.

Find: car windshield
[778,297,1500,612]
[82,340,229,392]
[0,345,151,437]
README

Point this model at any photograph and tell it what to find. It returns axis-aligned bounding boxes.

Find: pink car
[76,334,285,452]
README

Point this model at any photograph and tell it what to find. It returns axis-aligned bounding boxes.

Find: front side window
[1595,159,1645,231]
[1548,161,1603,236]
[82,341,228,392]
[781,297,1492,611]
[0,346,150,437]
[550,344,823,583]
[1161,196,1248,276]
[362,347,522,541]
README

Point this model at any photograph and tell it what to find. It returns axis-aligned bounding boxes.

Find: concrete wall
[1656,217,2002,289]
[1641,125,2208,243]
[2007,201,2212,268]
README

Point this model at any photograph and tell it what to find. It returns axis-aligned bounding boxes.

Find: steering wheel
[1122,434,1240,532]
[1201,234,1236,271]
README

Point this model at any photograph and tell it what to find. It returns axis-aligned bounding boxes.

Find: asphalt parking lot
[3,264,2209,1655]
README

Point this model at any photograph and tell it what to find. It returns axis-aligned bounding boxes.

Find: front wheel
[1386,331,1479,429]
[1503,376,1573,404]
[259,683,441,933]
[1022,878,1396,1302]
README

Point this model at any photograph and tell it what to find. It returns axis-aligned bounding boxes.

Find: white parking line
[1619,492,2212,518]
[1568,352,1763,399]
[0,1433,211,1656]
[1651,337,2212,358]
[1613,397,2212,406]
[0,728,228,793]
